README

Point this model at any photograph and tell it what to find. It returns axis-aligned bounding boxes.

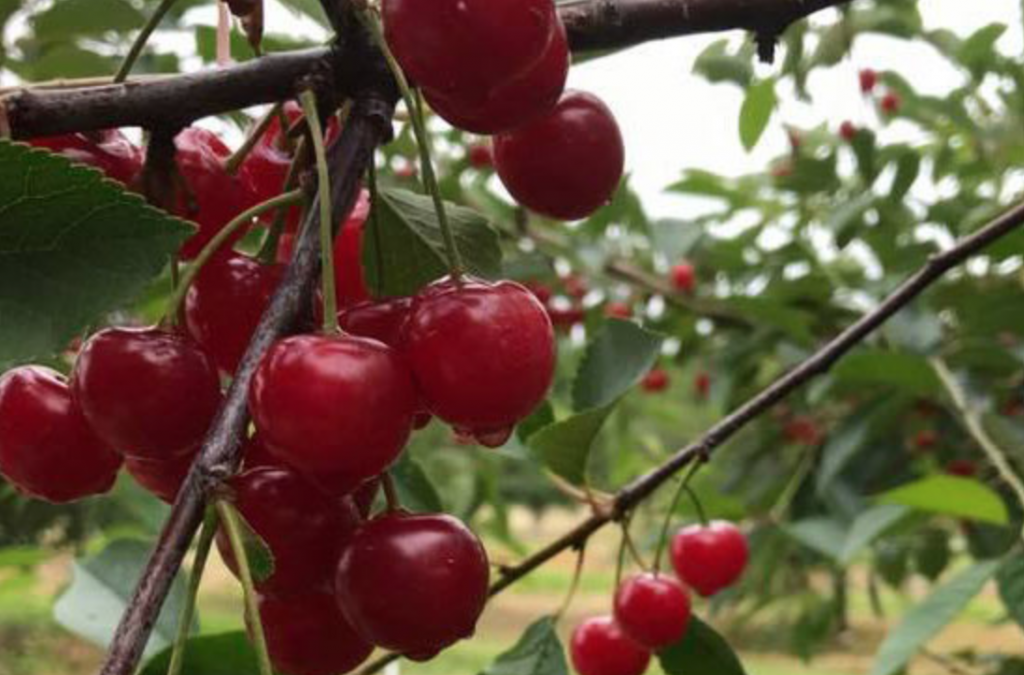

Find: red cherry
[694,372,710,398]
[225,0,258,17]
[880,92,901,115]
[641,368,669,393]
[218,465,361,594]
[258,588,373,675]
[546,303,585,331]
[382,0,557,98]
[249,334,417,487]
[467,143,495,169]
[522,281,553,305]
[839,121,857,142]
[670,263,696,293]
[335,512,489,658]
[185,253,284,374]
[913,429,938,452]
[394,162,417,179]
[403,276,556,435]
[30,130,143,185]
[859,68,878,94]
[670,521,749,597]
[337,297,413,347]
[946,459,978,477]
[605,302,632,319]
[351,478,380,518]
[239,136,303,232]
[124,448,197,504]
[613,573,691,650]
[424,18,569,135]
[0,366,121,503]
[494,91,624,221]
[570,616,651,675]
[783,415,822,446]
[563,274,588,299]
[334,189,372,307]
[172,127,258,260]
[72,326,222,461]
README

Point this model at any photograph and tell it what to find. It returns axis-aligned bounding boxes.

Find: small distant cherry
[605,302,632,320]
[564,274,588,299]
[946,459,978,478]
[783,415,822,446]
[671,520,749,597]
[881,91,901,115]
[859,68,878,94]
[523,281,553,305]
[613,573,691,650]
[670,262,696,293]
[467,143,495,169]
[641,368,669,393]
[839,121,857,142]
[570,616,651,675]
[694,372,710,398]
[913,429,938,452]
[547,303,585,331]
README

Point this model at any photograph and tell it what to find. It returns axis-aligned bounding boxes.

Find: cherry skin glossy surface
[0,366,121,503]
[218,465,361,594]
[671,263,696,293]
[403,276,555,434]
[337,297,413,347]
[570,616,651,675]
[333,189,372,307]
[494,91,624,221]
[185,253,285,374]
[335,512,489,658]
[670,520,749,597]
[30,130,143,185]
[859,68,878,93]
[72,326,221,460]
[424,18,569,135]
[249,334,417,484]
[124,447,197,504]
[258,588,373,675]
[613,573,691,650]
[382,0,557,97]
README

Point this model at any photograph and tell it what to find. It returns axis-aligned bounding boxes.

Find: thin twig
[115,0,181,83]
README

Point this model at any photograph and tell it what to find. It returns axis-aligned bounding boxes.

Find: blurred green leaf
[783,518,847,561]
[832,351,941,396]
[997,552,1024,630]
[391,452,444,513]
[659,616,747,675]
[739,79,777,152]
[875,475,1009,525]
[572,320,664,410]
[841,505,912,565]
[31,0,144,40]
[693,39,753,87]
[480,616,567,675]
[140,632,258,675]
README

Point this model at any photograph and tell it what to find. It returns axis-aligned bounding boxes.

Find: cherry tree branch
[358,199,1024,675]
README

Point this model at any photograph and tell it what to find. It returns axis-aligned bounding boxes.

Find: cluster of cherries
[571,521,749,675]
[839,67,901,141]
[383,0,625,221]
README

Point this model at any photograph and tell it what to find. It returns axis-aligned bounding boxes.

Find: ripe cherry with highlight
[570,616,651,675]
[671,520,749,597]
[613,573,691,649]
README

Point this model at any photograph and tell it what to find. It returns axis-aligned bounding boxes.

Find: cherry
[258,588,373,675]
[124,448,197,504]
[249,334,417,488]
[225,0,258,17]
[351,479,380,518]
[382,0,557,99]
[424,17,569,134]
[522,281,553,305]
[859,68,878,94]
[670,262,696,293]
[185,253,285,374]
[839,121,857,142]
[403,276,555,436]
[494,91,624,221]
[641,368,669,393]
[172,127,258,260]
[613,573,691,650]
[240,133,301,231]
[30,130,143,185]
[880,91,901,115]
[946,459,978,477]
[72,326,221,461]
[467,143,495,169]
[547,303,585,331]
[605,302,632,320]
[333,189,372,307]
[335,511,489,659]
[570,616,651,675]
[218,465,361,594]
[670,520,749,597]
[563,274,588,299]
[783,415,822,446]
[0,366,121,503]
[338,297,413,347]
[912,429,938,452]
[694,372,710,398]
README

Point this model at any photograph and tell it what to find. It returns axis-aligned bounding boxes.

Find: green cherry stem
[115,0,181,83]
[166,508,218,675]
[216,500,274,675]
[652,461,704,573]
[298,89,340,335]
[358,10,464,280]
[553,544,587,623]
[164,189,304,326]
[224,102,285,176]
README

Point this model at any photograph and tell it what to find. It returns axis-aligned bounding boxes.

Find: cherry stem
[115,0,180,83]
[298,89,340,335]
[652,461,704,573]
[166,508,218,675]
[381,472,401,512]
[224,102,285,176]
[215,501,274,675]
[357,10,464,280]
[613,512,634,590]
[554,544,587,624]
[164,189,305,326]
[366,161,387,288]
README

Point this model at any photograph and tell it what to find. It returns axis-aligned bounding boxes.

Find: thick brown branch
[358,201,1024,675]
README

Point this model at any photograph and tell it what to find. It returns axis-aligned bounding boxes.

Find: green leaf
[875,475,1009,525]
[997,552,1024,630]
[140,632,260,675]
[363,187,502,297]
[692,39,753,87]
[871,560,1001,675]
[31,0,145,40]
[889,151,921,200]
[54,539,197,657]
[783,518,847,561]
[230,508,276,586]
[276,0,331,27]
[841,505,912,565]
[659,616,746,675]
[832,350,941,396]
[480,616,567,675]
[572,320,664,410]
[957,23,1007,77]
[738,79,777,152]
[0,142,193,369]
[390,452,443,513]
[529,406,615,486]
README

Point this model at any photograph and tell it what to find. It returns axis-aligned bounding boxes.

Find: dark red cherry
[240,136,302,231]
[334,189,371,307]
[249,334,417,487]
[694,372,710,398]
[859,68,878,93]
[546,303,585,331]
[382,0,557,98]
[424,17,569,134]
[467,143,494,169]
[0,366,121,503]
[257,588,373,675]
[605,302,632,319]
[522,281,552,305]
[570,616,651,675]
[403,276,555,435]
[185,253,285,374]
[563,274,588,299]
[72,326,222,460]
[913,429,938,452]
[335,512,489,658]
[670,521,749,597]
[641,368,669,393]
[783,415,822,446]
[124,448,197,504]
[494,91,624,220]
[839,121,857,142]
[881,91,901,115]
[946,459,978,477]
[172,127,258,259]
[670,263,696,293]
[351,478,380,518]
[613,573,691,650]
[337,297,413,347]
[31,129,143,185]
[218,465,361,594]
[225,0,258,17]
